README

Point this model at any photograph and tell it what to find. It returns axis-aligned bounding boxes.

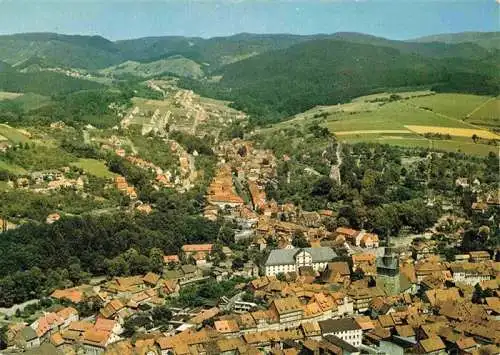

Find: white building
[264,247,337,276]
[450,263,492,286]
[319,318,363,348]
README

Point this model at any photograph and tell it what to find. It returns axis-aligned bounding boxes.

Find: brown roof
[419,336,446,353]
[83,329,111,348]
[214,319,240,333]
[456,337,477,350]
[272,296,303,315]
[395,325,415,338]
[143,272,160,285]
[50,332,65,347]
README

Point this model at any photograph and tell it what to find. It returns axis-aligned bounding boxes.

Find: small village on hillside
[1,130,499,355]
[0,11,499,355]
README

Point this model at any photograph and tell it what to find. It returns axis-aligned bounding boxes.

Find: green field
[466,97,500,127]
[71,159,117,179]
[0,91,23,100]
[0,159,28,174]
[0,124,30,144]
[261,92,499,157]
[342,135,498,156]
[323,101,472,132]
[405,93,492,120]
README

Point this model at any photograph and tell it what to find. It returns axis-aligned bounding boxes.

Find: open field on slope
[71,159,117,179]
[466,97,500,128]
[405,125,500,140]
[323,101,472,132]
[342,135,498,156]
[260,92,499,156]
[0,124,30,144]
[0,91,23,100]
[405,93,492,120]
[0,160,27,174]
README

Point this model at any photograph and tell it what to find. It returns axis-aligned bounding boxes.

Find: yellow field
[405,125,500,140]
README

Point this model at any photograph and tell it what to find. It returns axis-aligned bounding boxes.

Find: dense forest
[0,189,233,307]
[188,39,500,124]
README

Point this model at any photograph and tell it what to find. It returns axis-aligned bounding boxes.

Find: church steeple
[376,232,400,295]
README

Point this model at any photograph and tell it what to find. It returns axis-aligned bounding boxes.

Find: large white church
[264,247,337,276]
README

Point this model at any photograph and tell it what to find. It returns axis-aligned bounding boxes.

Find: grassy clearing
[0,124,30,144]
[405,125,500,140]
[0,91,23,100]
[341,135,497,156]
[405,93,492,119]
[71,159,117,179]
[466,98,500,128]
[323,101,471,132]
[0,160,27,174]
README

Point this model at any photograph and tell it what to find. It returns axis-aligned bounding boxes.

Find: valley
[0,29,498,355]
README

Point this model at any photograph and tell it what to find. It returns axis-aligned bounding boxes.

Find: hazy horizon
[0,0,497,41]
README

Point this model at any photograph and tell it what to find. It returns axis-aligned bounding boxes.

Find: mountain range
[0,31,498,121]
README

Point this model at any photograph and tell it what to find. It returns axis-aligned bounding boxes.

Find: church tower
[376,236,400,296]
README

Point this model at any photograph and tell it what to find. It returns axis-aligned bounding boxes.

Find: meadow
[263,92,499,156]
[71,158,117,179]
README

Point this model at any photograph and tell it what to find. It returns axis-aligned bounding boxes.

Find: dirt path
[466,96,496,119]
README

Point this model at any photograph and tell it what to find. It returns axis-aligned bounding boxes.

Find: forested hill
[0,33,123,70]
[2,31,498,71]
[413,31,500,50]
[203,39,499,122]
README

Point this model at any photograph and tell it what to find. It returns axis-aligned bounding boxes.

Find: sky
[0,0,497,40]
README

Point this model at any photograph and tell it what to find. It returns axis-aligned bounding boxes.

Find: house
[94,318,122,335]
[100,299,125,319]
[321,262,351,284]
[163,255,180,265]
[264,247,337,276]
[31,312,64,339]
[301,322,322,341]
[270,296,304,325]
[56,307,79,328]
[319,318,362,347]
[335,227,360,245]
[82,329,116,355]
[46,213,61,224]
[352,253,377,276]
[450,263,492,286]
[360,233,379,248]
[50,287,86,304]
[18,327,40,350]
[214,319,240,337]
[468,251,490,263]
[324,335,361,355]
[181,244,213,261]
[414,336,446,354]
[143,272,161,286]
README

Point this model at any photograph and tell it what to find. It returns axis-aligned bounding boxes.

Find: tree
[312,177,333,196]
[292,233,310,248]
[472,134,479,143]
[232,257,245,271]
[276,273,286,281]
[152,305,172,326]
[149,248,164,274]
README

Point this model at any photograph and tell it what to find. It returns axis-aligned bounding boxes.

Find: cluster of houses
[4,234,498,355]
[13,168,85,193]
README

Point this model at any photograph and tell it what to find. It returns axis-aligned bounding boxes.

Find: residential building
[270,296,304,326]
[264,247,337,276]
[469,251,490,263]
[450,263,492,286]
[319,318,362,347]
